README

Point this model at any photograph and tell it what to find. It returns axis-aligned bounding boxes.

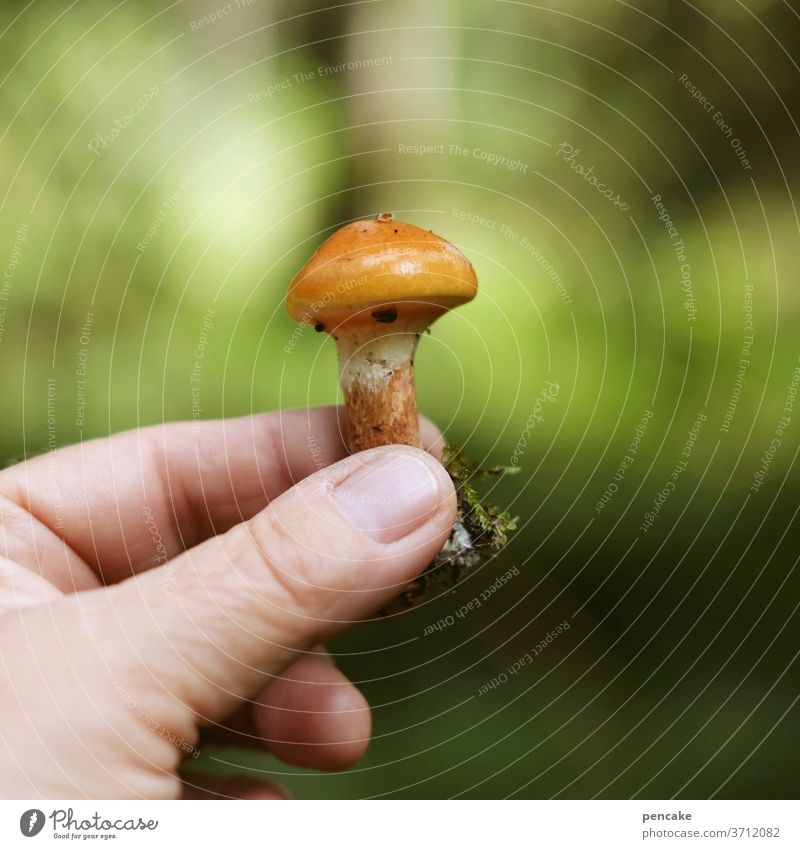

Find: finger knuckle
[240,512,329,616]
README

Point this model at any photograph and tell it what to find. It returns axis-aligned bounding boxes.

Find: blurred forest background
[1,0,800,798]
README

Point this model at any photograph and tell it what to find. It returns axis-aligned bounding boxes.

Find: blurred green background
[2,0,799,798]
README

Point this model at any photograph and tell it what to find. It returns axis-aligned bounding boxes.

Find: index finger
[0,407,443,590]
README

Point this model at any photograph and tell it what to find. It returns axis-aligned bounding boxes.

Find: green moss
[442,443,520,551]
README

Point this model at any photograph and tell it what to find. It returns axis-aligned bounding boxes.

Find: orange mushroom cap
[287,213,477,327]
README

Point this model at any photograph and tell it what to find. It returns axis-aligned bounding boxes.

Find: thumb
[108,444,456,719]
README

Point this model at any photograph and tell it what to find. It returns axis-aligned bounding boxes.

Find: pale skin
[0,406,456,799]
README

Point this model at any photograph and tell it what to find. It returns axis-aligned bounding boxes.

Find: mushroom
[287,212,477,452]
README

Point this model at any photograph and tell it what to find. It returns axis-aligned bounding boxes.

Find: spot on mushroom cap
[286,213,478,325]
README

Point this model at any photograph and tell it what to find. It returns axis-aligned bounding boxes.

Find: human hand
[0,407,456,799]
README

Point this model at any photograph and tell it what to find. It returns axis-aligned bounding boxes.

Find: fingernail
[333,450,443,543]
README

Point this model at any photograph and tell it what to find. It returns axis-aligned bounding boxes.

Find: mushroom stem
[335,320,428,452]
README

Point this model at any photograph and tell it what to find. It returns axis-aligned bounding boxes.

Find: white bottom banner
[2,800,796,848]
